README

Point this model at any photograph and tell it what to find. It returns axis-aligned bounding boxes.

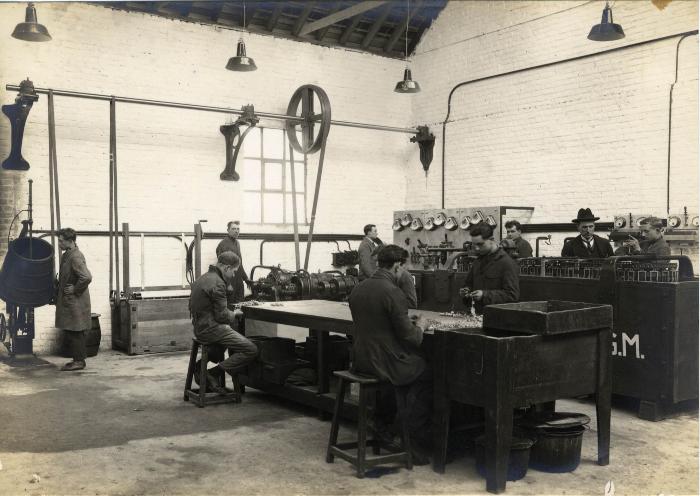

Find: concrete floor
[0,349,697,496]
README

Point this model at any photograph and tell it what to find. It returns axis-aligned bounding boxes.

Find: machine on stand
[0,180,55,363]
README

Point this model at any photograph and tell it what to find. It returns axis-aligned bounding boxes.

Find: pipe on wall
[440,29,699,210]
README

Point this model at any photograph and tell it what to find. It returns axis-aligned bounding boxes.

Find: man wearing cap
[623,217,671,256]
[358,224,384,281]
[561,208,614,258]
[189,251,258,392]
[216,221,252,307]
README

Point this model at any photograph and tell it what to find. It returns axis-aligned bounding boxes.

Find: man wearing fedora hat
[562,208,614,258]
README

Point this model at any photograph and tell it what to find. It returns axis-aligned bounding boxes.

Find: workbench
[241,299,612,494]
[240,300,449,413]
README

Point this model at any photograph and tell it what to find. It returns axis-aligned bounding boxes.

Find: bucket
[529,425,585,473]
[0,237,54,307]
[475,435,535,482]
[518,411,590,473]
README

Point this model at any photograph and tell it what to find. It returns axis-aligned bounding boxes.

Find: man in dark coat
[190,251,258,391]
[623,217,671,256]
[460,223,520,315]
[561,208,614,258]
[216,221,252,307]
[397,248,417,309]
[357,224,383,280]
[349,244,430,462]
[503,220,533,258]
[55,228,93,371]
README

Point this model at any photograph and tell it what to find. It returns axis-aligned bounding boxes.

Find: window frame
[242,127,308,226]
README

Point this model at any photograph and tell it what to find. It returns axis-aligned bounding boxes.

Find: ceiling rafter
[299,0,387,37]
[267,4,285,31]
[292,3,316,37]
[97,1,446,60]
[385,0,422,53]
[361,2,392,49]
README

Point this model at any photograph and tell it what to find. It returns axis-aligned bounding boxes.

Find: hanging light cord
[405,0,409,64]
[243,1,246,28]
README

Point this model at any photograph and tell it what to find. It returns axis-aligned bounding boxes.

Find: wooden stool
[184,338,241,407]
[326,370,412,478]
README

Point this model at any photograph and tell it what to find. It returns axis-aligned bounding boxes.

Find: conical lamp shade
[588,3,625,41]
[226,39,257,72]
[12,3,51,42]
[394,68,421,94]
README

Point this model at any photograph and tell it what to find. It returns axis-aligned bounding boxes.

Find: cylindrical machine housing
[0,237,54,307]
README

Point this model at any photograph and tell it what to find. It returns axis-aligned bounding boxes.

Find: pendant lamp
[394,0,420,93]
[588,2,625,41]
[226,2,257,71]
[12,2,51,42]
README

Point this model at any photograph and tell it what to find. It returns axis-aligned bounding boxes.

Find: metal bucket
[529,425,585,473]
[0,237,54,307]
[475,435,535,482]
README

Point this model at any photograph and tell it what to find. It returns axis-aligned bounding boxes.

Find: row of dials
[613,215,699,229]
[393,211,497,232]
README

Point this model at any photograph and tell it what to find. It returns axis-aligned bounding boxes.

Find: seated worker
[459,222,519,315]
[623,217,671,256]
[348,244,431,464]
[189,251,258,392]
[561,208,614,258]
[502,220,533,258]
[397,248,417,309]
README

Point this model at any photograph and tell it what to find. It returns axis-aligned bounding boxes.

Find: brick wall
[408,0,698,255]
[0,3,410,352]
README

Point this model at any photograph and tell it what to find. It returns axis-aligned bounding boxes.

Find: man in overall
[189,251,258,393]
[216,221,252,308]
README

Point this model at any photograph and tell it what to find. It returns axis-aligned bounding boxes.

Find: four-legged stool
[326,370,413,478]
[184,338,242,407]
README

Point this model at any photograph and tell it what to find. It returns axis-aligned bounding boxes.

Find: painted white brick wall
[0,3,411,352]
[408,0,698,256]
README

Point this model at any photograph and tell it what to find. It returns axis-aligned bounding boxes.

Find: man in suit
[623,217,671,256]
[55,228,93,371]
[561,208,614,258]
[349,244,431,463]
[216,220,252,307]
[358,223,383,280]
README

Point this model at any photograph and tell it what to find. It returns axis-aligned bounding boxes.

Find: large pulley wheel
[286,85,331,154]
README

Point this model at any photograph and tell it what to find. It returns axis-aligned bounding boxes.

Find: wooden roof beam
[292,3,315,37]
[299,0,388,36]
[267,4,284,31]
[385,0,422,53]
[361,2,392,49]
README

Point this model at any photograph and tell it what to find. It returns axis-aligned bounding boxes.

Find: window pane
[243,192,261,223]
[285,195,294,224]
[284,194,306,224]
[244,159,261,190]
[296,194,306,223]
[295,163,305,192]
[263,193,284,223]
[263,128,284,159]
[244,127,261,158]
[265,162,283,190]
[285,162,305,193]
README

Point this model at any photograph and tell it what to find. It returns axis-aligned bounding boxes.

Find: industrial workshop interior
[0,0,698,494]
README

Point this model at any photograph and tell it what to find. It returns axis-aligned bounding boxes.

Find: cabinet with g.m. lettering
[518,256,698,421]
